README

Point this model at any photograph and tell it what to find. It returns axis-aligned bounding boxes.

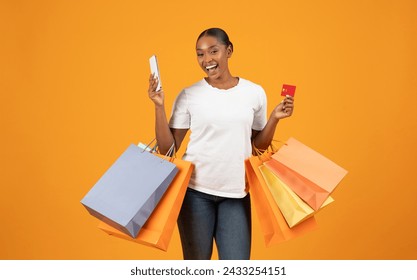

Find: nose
[204,55,212,64]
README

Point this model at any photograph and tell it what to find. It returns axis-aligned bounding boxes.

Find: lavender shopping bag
[81,144,178,238]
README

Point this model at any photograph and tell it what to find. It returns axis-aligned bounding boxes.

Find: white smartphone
[149,55,162,91]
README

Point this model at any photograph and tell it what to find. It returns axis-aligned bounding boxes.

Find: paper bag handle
[252,139,287,161]
[138,139,176,163]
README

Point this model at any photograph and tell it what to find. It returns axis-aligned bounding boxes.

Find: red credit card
[281,84,296,97]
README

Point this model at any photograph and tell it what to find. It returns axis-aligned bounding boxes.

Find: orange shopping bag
[246,152,317,247]
[98,156,193,251]
[269,137,348,210]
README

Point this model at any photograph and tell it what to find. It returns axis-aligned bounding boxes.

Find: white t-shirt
[169,78,267,198]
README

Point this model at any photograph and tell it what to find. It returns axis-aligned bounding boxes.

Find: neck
[206,71,238,90]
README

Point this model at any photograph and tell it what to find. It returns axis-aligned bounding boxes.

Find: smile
[205,64,218,71]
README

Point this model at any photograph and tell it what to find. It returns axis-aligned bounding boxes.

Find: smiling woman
[2,0,416,263]
[147,27,294,260]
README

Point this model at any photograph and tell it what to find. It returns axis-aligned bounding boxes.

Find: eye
[197,53,203,57]
[210,49,218,54]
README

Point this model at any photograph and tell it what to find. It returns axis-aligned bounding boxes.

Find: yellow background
[1,0,416,259]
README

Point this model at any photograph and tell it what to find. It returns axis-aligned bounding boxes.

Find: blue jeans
[177,188,251,260]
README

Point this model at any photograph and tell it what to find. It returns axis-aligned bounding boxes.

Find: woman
[148,28,294,260]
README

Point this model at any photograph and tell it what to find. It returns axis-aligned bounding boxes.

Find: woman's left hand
[272,95,294,120]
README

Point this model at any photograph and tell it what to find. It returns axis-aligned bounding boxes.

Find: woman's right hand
[148,74,164,107]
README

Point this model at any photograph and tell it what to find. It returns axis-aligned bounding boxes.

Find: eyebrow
[196,44,219,51]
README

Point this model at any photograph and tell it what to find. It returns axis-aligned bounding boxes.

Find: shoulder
[238,78,266,95]
[183,79,206,93]
[174,79,205,102]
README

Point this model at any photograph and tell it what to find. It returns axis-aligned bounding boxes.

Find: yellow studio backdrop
[1,0,416,260]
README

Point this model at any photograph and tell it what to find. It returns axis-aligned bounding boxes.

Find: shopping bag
[98,156,194,251]
[246,153,317,247]
[259,165,334,228]
[271,137,348,210]
[81,143,178,238]
[264,159,329,211]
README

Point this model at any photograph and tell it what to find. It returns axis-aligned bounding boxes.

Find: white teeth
[206,65,217,70]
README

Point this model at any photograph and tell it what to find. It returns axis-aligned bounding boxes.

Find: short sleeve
[169,89,190,129]
[252,86,267,131]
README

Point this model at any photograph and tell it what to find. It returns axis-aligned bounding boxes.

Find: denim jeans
[177,188,251,260]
